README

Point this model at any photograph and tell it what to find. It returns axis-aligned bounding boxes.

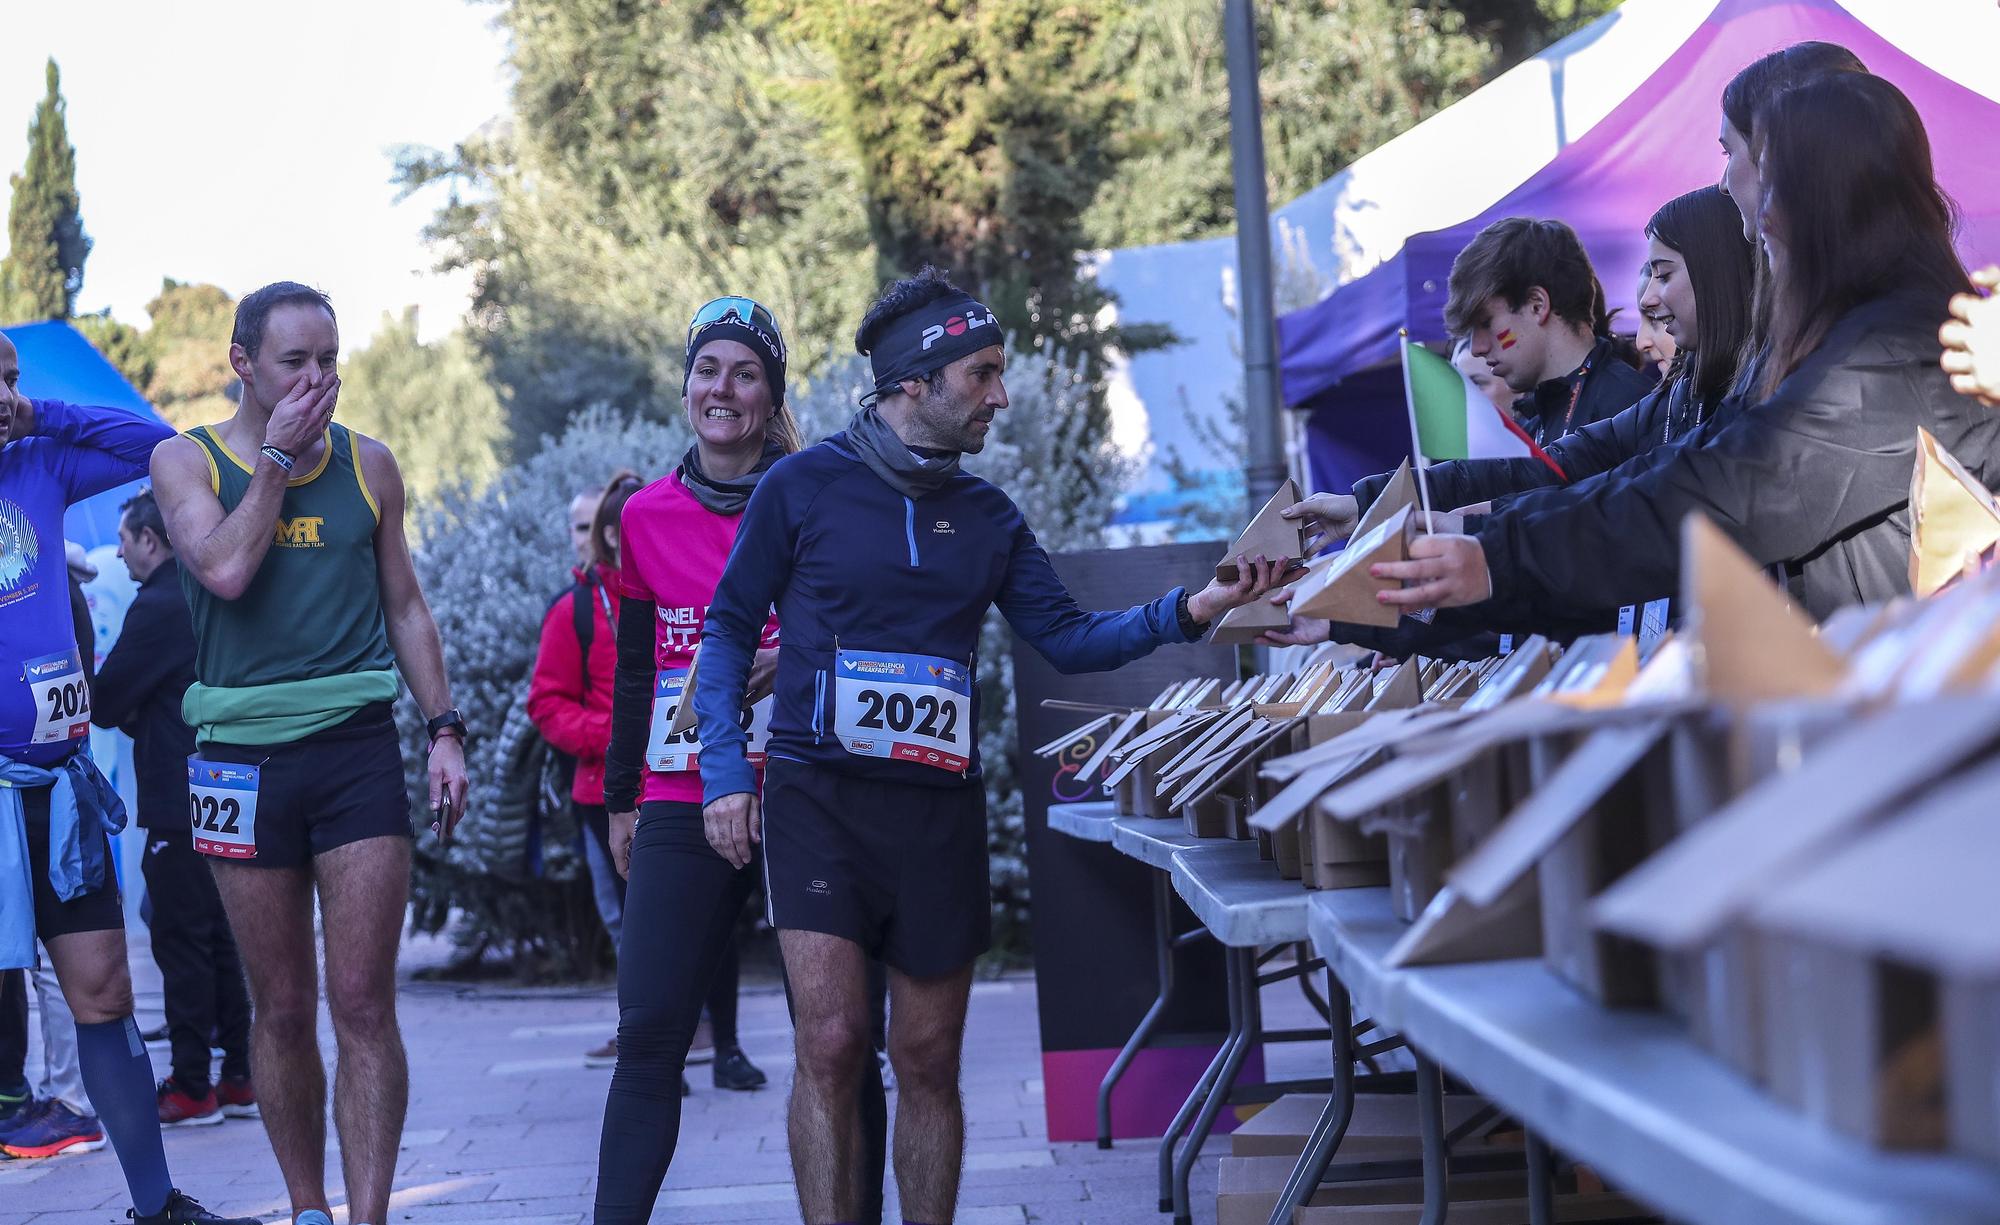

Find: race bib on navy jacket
[692,431,1193,804]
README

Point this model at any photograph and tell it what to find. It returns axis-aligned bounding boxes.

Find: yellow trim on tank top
[348,428,380,523]
[205,426,334,487]
[191,433,221,496]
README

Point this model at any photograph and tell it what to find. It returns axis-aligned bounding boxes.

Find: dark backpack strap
[572,575,596,696]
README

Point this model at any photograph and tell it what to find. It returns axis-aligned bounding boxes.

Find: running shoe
[0,1100,106,1157]
[295,1211,336,1225]
[713,1048,767,1091]
[215,1075,259,1119]
[0,1097,47,1144]
[584,1036,617,1068]
[0,1080,31,1128]
[158,1078,224,1127]
[126,1189,263,1224]
[139,1022,170,1047]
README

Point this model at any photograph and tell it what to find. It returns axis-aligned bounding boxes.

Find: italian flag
[1402,337,1565,477]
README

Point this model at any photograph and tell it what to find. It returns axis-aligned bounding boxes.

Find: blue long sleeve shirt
[1,399,174,766]
[692,431,1194,806]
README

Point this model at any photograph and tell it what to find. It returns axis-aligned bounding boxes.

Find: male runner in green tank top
[150,283,469,1225]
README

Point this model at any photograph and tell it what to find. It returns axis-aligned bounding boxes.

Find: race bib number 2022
[833,649,973,773]
[188,758,260,860]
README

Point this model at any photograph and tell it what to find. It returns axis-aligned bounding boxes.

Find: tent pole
[1225,0,1287,516]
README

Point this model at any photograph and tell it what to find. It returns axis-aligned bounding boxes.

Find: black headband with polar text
[863,293,1002,401]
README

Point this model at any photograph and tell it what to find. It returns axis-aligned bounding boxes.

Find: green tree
[0,59,90,323]
[338,309,505,506]
[762,0,1129,360]
[141,279,237,430]
[74,311,154,392]
[397,1,877,453]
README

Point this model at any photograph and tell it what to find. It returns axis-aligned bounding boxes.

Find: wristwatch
[1176,590,1208,640]
[426,708,468,746]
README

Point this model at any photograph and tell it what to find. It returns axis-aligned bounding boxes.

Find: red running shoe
[215,1075,259,1119]
[157,1078,224,1127]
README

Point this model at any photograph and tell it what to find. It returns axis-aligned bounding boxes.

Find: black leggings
[591,802,886,1225]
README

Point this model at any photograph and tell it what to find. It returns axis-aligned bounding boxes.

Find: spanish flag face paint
[1497,328,1519,351]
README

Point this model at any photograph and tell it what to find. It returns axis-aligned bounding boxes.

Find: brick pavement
[3,931,1328,1225]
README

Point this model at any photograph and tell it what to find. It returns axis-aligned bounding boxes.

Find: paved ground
[1,930,1324,1225]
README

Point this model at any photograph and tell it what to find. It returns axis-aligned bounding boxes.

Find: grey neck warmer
[843,407,960,499]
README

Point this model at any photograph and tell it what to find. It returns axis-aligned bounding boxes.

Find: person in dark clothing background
[1373,73,1998,625]
[92,490,255,1127]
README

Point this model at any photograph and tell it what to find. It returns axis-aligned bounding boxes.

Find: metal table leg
[1172,945,1257,1225]
[1416,1050,1450,1225]
[1265,968,1356,1225]
[1525,1132,1554,1225]
[1100,871,1178,1149]
[1156,941,1240,1213]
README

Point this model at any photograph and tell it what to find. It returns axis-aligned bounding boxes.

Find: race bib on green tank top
[833,649,973,773]
[645,667,772,774]
[187,758,260,860]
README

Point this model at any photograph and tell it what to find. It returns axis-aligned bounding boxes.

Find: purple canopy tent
[1281,0,2000,492]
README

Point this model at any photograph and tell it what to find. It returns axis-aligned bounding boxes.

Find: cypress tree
[1,59,90,322]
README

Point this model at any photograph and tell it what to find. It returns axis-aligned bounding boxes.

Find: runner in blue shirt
[0,331,258,1224]
[693,266,1285,1223]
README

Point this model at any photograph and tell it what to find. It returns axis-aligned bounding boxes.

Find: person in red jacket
[528,470,641,1066]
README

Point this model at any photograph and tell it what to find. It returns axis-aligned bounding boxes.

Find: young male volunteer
[151,282,469,1225]
[692,267,1285,1223]
[0,332,254,1223]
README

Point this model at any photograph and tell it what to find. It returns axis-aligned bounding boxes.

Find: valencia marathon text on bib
[187,758,260,860]
[23,649,91,746]
[833,649,974,773]
[646,668,772,774]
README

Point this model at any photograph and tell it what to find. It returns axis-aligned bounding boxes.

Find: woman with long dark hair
[1376,71,2000,623]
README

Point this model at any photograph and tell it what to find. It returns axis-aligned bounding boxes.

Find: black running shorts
[760,756,989,977]
[194,703,411,869]
[23,784,125,941]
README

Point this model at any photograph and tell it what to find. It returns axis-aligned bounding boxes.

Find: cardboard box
[1290,505,1416,629]
[1216,477,1311,583]
[1749,757,2000,1153]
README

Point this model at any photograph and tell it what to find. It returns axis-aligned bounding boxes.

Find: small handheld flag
[1401,336,1566,477]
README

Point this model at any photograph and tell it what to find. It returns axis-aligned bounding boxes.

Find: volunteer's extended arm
[1478,344,1928,620]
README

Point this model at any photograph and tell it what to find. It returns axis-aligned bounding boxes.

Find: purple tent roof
[1278,0,2000,407]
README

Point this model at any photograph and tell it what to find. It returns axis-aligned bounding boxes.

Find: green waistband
[184,670,401,746]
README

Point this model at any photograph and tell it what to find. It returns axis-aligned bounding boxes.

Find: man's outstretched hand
[1188,554,1292,627]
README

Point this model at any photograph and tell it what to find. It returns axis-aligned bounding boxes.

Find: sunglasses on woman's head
[688,296,787,363]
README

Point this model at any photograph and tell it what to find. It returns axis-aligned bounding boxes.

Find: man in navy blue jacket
[694,267,1282,1223]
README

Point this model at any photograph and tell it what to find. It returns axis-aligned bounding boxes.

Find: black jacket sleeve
[1478,292,1963,622]
[91,586,176,732]
[602,596,657,814]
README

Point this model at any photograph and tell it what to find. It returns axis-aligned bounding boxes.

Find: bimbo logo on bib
[920,308,998,351]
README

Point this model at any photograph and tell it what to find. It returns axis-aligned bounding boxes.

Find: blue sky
[0,0,510,343]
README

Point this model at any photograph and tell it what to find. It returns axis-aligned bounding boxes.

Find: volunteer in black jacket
[92,491,253,1124]
[692,267,1285,1225]
[1372,73,2000,625]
